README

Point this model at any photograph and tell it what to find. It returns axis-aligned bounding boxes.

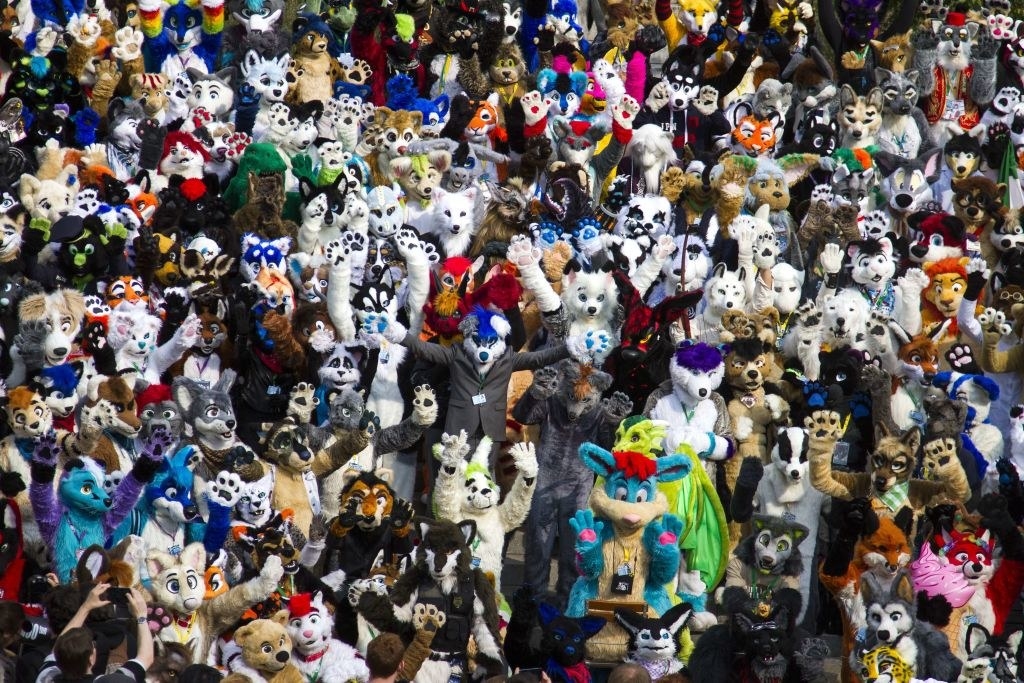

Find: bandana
[876,481,909,512]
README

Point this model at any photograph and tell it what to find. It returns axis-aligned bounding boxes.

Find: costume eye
[165,487,178,498]
[634,488,648,503]
[614,486,628,501]
[81,483,93,495]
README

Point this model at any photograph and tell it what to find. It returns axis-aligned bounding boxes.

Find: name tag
[943,99,966,121]
[267,385,281,396]
[472,393,487,406]
[832,442,850,469]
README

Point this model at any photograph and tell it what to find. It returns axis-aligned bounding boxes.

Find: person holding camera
[35,583,154,683]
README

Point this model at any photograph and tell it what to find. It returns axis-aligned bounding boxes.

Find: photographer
[36,583,154,683]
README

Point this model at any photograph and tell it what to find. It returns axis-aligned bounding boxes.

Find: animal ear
[180,543,207,573]
[579,443,617,477]
[78,545,108,582]
[877,236,893,258]
[865,87,883,111]
[579,616,607,638]
[839,84,856,108]
[272,609,290,626]
[429,150,452,174]
[215,67,235,85]
[873,67,892,85]
[390,156,412,178]
[538,602,560,626]
[662,601,693,635]
[899,427,920,454]
[655,453,692,483]
[921,147,944,182]
[894,571,914,603]
[185,67,203,84]
[964,622,991,656]
[614,608,643,634]
[458,520,477,547]
[146,550,176,579]
[418,521,432,542]
[790,522,810,545]
[215,368,237,394]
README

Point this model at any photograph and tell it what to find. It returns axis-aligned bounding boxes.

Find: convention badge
[169,544,182,556]
[832,441,850,469]
[612,562,635,594]
[782,510,797,522]
[472,556,481,569]
[943,99,966,121]
[472,393,487,406]
[740,394,756,408]
[267,384,281,396]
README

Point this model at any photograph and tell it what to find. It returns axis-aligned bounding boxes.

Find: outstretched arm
[105,428,173,536]
[29,432,61,546]
[432,431,471,522]
[498,442,538,531]
[207,556,285,635]
[806,411,859,500]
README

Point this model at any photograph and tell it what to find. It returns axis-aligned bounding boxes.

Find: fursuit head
[735,514,809,576]
[670,341,725,403]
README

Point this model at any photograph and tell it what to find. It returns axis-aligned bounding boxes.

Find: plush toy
[566,441,690,661]
[285,592,368,682]
[358,519,505,681]
[29,428,171,582]
[230,610,303,682]
[912,12,998,146]
[612,602,695,678]
[433,433,536,592]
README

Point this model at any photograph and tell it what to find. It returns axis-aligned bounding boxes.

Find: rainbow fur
[141,0,226,73]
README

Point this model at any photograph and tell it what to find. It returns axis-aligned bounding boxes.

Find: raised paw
[945,344,979,373]
[209,470,243,507]
[144,426,175,458]
[412,384,438,425]
[806,410,842,441]
[506,234,541,267]
[509,441,538,479]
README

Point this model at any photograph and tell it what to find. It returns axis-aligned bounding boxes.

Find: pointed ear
[921,147,944,182]
[840,84,856,108]
[538,602,560,626]
[272,609,290,626]
[791,522,810,544]
[964,623,991,657]
[580,616,607,638]
[180,543,207,573]
[458,520,477,546]
[614,608,643,635]
[899,427,921,454]
[146,551,177,579]
[894,571,914,603]
[418,521,432,541]
[662,601,693,635]
[79,546,108,582]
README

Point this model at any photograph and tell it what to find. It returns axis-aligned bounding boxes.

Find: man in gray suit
[375,308,607,448]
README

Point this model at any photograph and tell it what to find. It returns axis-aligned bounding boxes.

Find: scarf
[876,481,909,512]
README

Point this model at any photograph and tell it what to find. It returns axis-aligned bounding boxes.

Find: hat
[136,383,172,413]
[946,11,966,26]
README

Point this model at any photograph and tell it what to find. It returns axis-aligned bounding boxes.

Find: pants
[523,476,592,608]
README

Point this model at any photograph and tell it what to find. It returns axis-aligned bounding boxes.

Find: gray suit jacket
[400,334,570,439]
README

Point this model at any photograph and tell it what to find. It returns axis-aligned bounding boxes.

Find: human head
[179,664,224,683]
[609,663,652,683]
[366,632,405,679]
[0,601,23,648]
[54,626,96,679]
